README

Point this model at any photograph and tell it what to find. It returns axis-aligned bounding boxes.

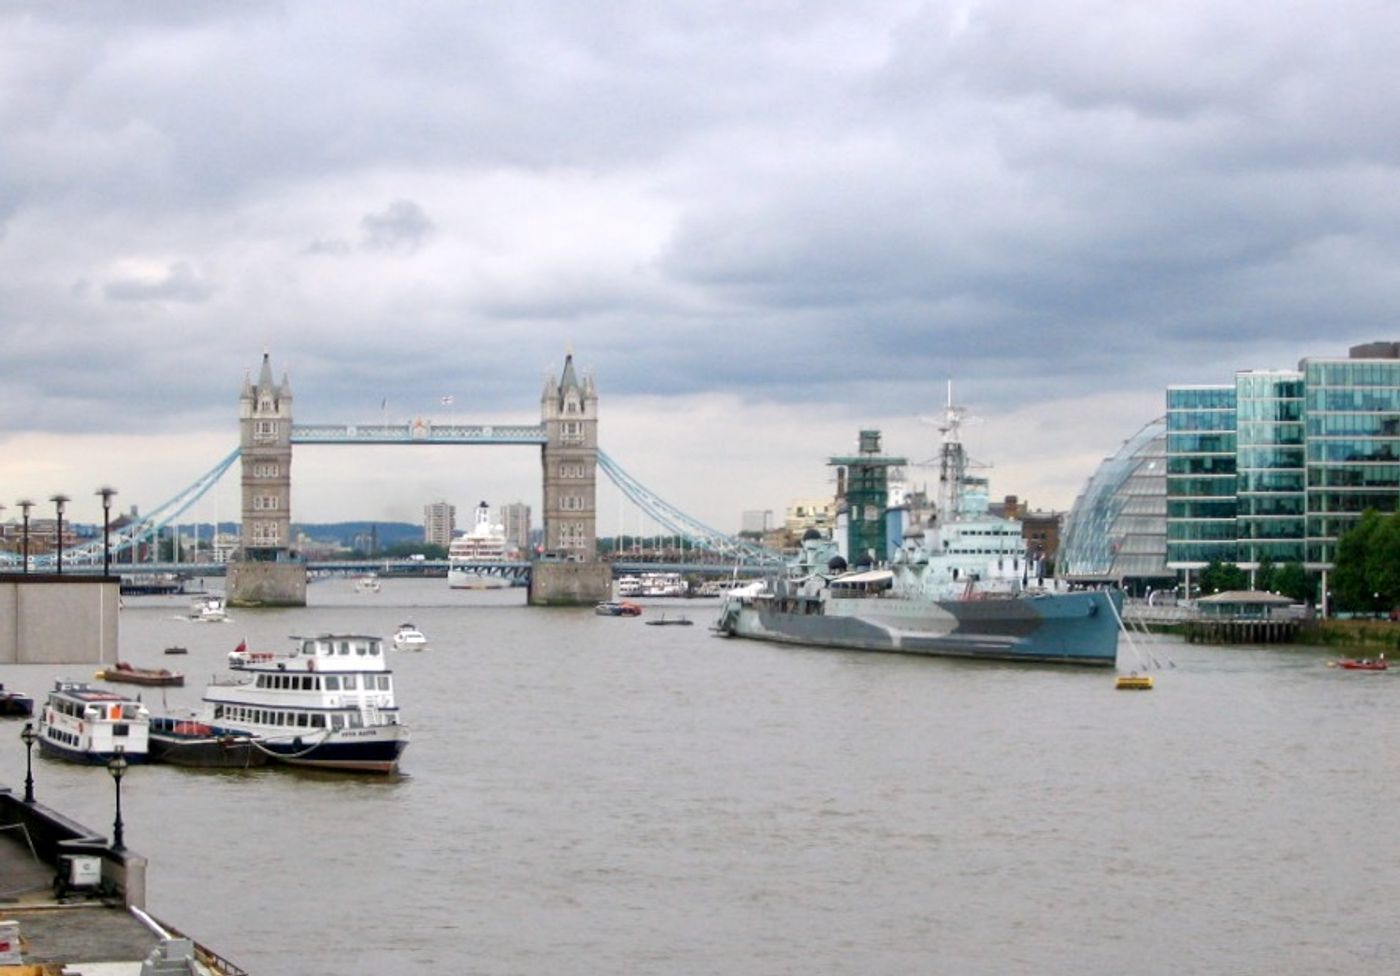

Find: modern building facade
[1304,347,1400,565]
[1165,385,1237,568]
[1160,342,1400,574]
[1060,417,1171,590]
[423,501,455,548]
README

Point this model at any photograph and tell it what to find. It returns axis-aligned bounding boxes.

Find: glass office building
[1060,417,1170,589]
[1304,352,1400,565]
[1165,385,1237,567]
[1156,342,1400,572]
[1235,370,1306,565]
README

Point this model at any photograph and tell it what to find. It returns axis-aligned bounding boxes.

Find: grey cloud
[360,200,434,253]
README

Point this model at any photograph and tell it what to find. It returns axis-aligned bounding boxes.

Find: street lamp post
[20,722,37,803]
[17,500,33,574]
[107,747,127,851]
[96,486,118,577]
[50,494,69,575]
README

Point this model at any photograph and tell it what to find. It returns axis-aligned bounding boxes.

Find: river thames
[3,578,1398,975]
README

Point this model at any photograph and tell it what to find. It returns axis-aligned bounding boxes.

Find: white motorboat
[392,623,428,651]
[190,594,229,622]
[354,575,382,593]
[36,680,151,764]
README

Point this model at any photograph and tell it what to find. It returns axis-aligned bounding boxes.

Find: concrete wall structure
[225,561,307,607]
[0,576,120,664]
[0,789,147,908]
[529,561,612,606]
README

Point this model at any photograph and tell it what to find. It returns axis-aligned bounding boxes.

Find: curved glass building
[1059,417,1171,591]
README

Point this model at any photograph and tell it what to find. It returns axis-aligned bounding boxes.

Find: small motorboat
[1334,655,1388,671]
[595,601,643,617]
[164,646,189,655]
[392,623,428,651]
[190,595,229,623]
[0,683,35,718]
[95,661,185,687]
[355,575,382,593]
[645,614,693,627]
[1115,673,1154,691]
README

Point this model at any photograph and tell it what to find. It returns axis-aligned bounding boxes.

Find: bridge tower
[227,353,307,607]
[531,352,611,604]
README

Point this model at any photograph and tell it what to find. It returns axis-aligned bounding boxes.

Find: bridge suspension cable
[7,445,783,571]
[596,450,787,567]
[8,448,241,570]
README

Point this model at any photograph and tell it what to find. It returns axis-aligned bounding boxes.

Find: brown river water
[3,577,1398,975]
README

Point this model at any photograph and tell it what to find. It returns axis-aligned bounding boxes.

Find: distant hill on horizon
[294,521,423,547]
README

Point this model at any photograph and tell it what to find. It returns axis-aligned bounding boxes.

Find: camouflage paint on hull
[717,588,1121,666]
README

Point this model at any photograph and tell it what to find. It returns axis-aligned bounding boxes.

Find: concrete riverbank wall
[0,575,120,664]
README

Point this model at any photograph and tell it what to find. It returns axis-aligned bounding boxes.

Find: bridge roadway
[66,560,765,580]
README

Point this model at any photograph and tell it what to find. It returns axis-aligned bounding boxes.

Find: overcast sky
[2,1,1396,534]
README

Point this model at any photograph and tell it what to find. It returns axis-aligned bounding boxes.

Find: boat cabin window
[356,643,367,656]
[343,675,359,690]
[339,642,350,655]
[369,642,381,656]
[331,714,345,729]
[323,676,340,690]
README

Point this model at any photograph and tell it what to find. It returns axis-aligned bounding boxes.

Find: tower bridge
[1,352,786,595]
[231,351,609,607]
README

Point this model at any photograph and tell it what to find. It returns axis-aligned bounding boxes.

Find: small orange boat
[95,661,185,687]
[1335,654,1387,671]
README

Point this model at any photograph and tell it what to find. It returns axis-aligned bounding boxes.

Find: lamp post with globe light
[50,494,69,574]
[20,723,37,803]
[107,748,127,851]
[17,500,33,573]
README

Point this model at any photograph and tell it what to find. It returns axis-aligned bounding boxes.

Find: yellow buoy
[1115,673,1154,691]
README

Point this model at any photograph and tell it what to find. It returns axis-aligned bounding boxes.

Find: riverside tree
[1332,509,1400,614]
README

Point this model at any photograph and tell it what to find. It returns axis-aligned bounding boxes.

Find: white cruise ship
[447,501,512,589]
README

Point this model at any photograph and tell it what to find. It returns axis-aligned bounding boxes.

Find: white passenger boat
[639,572,688,597]
[36,680,151,764]
[392,623,428,651]
[354,575,382,593]
[199,634,409,773]
[189,594,229,622]
[447,501,512,590]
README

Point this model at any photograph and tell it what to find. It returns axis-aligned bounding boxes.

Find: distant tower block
[532,352,610,605]
[228,353,306,607]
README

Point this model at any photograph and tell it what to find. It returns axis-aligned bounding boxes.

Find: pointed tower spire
[257,351,275,391]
